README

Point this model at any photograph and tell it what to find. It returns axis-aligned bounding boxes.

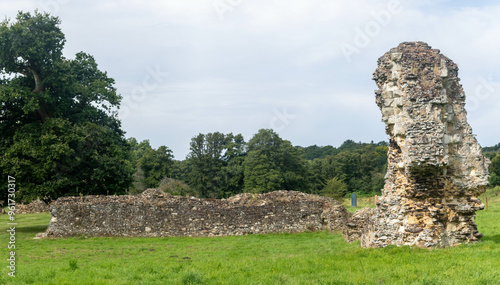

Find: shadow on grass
[16,225,48,235]
[482,235,500,244]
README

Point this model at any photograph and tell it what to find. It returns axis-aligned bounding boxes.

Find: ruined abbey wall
[43,190,351,238]
[358,42,490,248]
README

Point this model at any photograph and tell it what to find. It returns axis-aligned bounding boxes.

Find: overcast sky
[3,0,500,159]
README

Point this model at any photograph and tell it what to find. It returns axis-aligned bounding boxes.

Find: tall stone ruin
[361,42,490,248]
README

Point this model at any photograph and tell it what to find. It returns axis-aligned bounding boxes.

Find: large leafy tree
[128,138,174,190]
[0,11,132,202]
[243,129,309,193]
[187,132,246,198]
[243,151,282,193]
[221,133,246,196]
[188,132,227,198]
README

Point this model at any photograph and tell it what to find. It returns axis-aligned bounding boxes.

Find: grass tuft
[182,271,205,285]
[68,260,78,271]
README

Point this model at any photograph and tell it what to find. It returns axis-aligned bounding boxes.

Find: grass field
[0,190,499,285]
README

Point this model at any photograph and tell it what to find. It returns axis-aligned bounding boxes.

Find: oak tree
[0,11,132,202]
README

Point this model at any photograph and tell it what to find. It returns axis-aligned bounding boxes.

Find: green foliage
[490,149,500,187]
[483,143,500,154]
[1,118,132,202]
[158,177,196,197]
[370,171,386,193]
[129,167,147,194]
[187,132,246,198]
[138,146,174,188]
[321,177,348,199]
[185,129,310,196]
[243,152,283,193]
[484,152,497,161]
[182,133,388,197]
[68,260,78,271]
[308,142,387,196]
[244,129,309,193]
[491,173,500,188]
[0,11,132,202]
[171,159,191,184]
[222,133,246,195]
[484,144,500,167]
[338,139,388,152]
[0,11,64,94]
[127,138,174,191]
[299,145,336,160]
[188,132,225,198]
[181,271,205,285]
[486,186,500,200]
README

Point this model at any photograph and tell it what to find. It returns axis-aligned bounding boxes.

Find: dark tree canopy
[490,150,500,187]
[128,138,174,191]
[0,11,132,202]
[178,130,392,198]
[307,142,388,196]
[187,132,246,198]
[244,129,309,193]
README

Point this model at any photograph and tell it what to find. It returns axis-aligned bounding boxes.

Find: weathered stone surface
[361,42,490,248]
[343,208,377,243]
[15,198,50,214]
[43,190,351,238]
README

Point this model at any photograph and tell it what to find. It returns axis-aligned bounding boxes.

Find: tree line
[130,135,500,200]
[1,11,499,203]
[129,130,389,199]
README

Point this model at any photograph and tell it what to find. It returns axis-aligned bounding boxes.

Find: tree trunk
[31,69,44,93]
[27,67,48,123]
[37,103,49,123]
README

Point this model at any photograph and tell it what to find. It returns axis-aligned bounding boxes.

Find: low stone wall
[44,189,351,238]
[15,198,50,214]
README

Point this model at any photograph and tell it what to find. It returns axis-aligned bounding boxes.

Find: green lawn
[1,193,499,285]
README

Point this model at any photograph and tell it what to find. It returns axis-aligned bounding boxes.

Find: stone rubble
[14,198,50,214]
[343,208,377,243]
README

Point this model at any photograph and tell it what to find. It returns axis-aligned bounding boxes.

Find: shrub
[129,167,147,195]
[158,177,197,197]
[321,177,348,200]
[487,186,500,197]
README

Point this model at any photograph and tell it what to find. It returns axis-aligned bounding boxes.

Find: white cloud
[2,0,499,157]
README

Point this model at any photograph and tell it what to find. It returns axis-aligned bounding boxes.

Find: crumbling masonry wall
[343,208,377,243]
[44,190,351,238]
[15,198,50,214]
[359,42,490,248]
